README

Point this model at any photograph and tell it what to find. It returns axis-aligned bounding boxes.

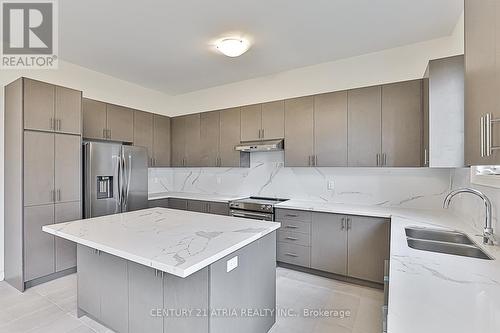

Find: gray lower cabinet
[77,246,128,333]
[54,201,80,272]
[128,263,164,333]
[150,197,230,215]
[148,198,169,208]
[208,201,230,216]
[24,204,55,281]
[187,200,207,213]
[168,198,188,210]
[311,213,347,275]
[347,216,390,283]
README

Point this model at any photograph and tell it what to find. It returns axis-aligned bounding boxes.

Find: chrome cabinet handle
[424,148,428,166]
[284,225,298,229]
[103,128,106,139]
[284,252,298,257]
[108,129,111,139]
[50,189,55,202]
[285,236,299,241]
[376,153,380,166]
[49,118,54,130]
[383,153,387,166]
[481,116,486,157]
[341,217,346,230]
[262,128,265,139]
[486,113,492,157]
[56,189,61,202]
[285,213,298,217]
[346,218,352,230]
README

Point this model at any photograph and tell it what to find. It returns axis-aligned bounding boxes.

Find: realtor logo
[1,0,58,68]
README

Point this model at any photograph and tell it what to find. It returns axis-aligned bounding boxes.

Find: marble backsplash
[149,152,455,210]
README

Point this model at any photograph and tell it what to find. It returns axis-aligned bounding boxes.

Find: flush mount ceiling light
[215,38,251,57]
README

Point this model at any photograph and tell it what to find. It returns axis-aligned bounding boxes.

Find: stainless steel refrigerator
[83,141,148,218]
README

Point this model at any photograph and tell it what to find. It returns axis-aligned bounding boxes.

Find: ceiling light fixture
[215,38,250,57]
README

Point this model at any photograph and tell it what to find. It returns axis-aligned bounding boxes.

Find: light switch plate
[227,256,238,272]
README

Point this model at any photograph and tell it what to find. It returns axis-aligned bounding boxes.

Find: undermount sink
[405,227,475,245]
[405,227,493,260]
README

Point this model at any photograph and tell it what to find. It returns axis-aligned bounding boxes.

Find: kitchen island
[43,207,280,333]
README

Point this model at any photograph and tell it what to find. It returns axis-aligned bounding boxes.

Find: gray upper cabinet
[153,115,171,167]
[314,91,348,166]
[200,111,221,167]
[219,107,244,167]
[241,104,262,141]
[24,131,55,206]
[464,0,500,165]
[55,86,82,135]
[54,201,80,272]
[55,134,81,203]
[106,104,134,143]
[24,79,82,134]
[285,96,314,166]
[133,110,154,165]
[347,216,389,283]
[24,79,55,132]
[171,114,201,167]
[381,80,422,167]
[83,98,107,140]
[311,213,347,275]
[348,86,382,167]
[24,204,55,281]
[261,100,285,140]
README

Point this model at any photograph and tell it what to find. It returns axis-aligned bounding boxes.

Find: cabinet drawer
[168,198,188,210]
[279,220,311,235]
[278,230,310,247]
[276,208,312,222]
[277,243,310,267]
[148,198,169,208]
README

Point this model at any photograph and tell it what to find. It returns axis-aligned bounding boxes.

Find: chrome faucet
[443,188,495,245]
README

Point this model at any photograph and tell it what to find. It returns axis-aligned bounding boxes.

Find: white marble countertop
[148,191,247,203]
[273,199,500,332]
[43,208,280,278]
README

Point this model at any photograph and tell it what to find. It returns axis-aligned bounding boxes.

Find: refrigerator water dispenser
[96,176,113,199]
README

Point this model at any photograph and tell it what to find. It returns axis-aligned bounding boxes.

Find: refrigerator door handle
[123,154,132,210]
[117,154,122,209]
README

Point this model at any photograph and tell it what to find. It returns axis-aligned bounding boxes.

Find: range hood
[235,139,284,152]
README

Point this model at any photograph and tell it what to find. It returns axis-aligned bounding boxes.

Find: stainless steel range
[229,196,289,221]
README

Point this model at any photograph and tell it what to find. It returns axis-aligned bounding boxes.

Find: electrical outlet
[227,256,238,272]
[327,180,334,191]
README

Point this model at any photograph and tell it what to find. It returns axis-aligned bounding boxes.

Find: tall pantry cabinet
[5,78,82,291]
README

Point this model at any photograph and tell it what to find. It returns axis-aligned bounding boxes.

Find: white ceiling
[59,0,463,95]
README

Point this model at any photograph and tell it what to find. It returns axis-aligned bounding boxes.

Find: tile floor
[0,267,382,333]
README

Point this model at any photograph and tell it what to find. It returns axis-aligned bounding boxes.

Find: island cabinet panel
[348,86,382,167]
[128,262,164,333]
[153,115,171,167]
[284,96,314,166]
[77,246,101,319]
[311,213,347,275]
[54,201,80,272]
[209,232,276,333]
[164,268,209,333]
[347,216,390,283]
[24,204,55,281]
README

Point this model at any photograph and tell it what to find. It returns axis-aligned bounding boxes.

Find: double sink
[405,227,493,260]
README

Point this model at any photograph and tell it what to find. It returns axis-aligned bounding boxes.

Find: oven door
[229,209,274,221]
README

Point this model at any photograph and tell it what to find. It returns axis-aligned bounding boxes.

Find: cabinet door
[187,200,208,213]
[55,134,81,203]
[184,113,201,167]
[134,111,154,165]
[148,198,169,208]
[348,86,382,167]
[208,202,229,216]
[200,111,220,166]
[170,116,186,167]
[240,104,262,141]
[24,131,54,206]
[464,0,500,165]
[262,100,284,140]
[24,204,55,281]
[219,107,242,167]
[99,252,129,333]
[168,198,188,210]
[106,104,134,143]
[284,96,314,166]
[55,86,82,134]
[423,77,430,166]
[153,115,171,167]
[82,98,107,140]
[24,79,55,132]
[382,80,422,167]
[311,213,347,275]
[54,201,80,272]
[77,245,101,319]
[347,216,389,283]
[128,262,164,333]
[314,91,348,166]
